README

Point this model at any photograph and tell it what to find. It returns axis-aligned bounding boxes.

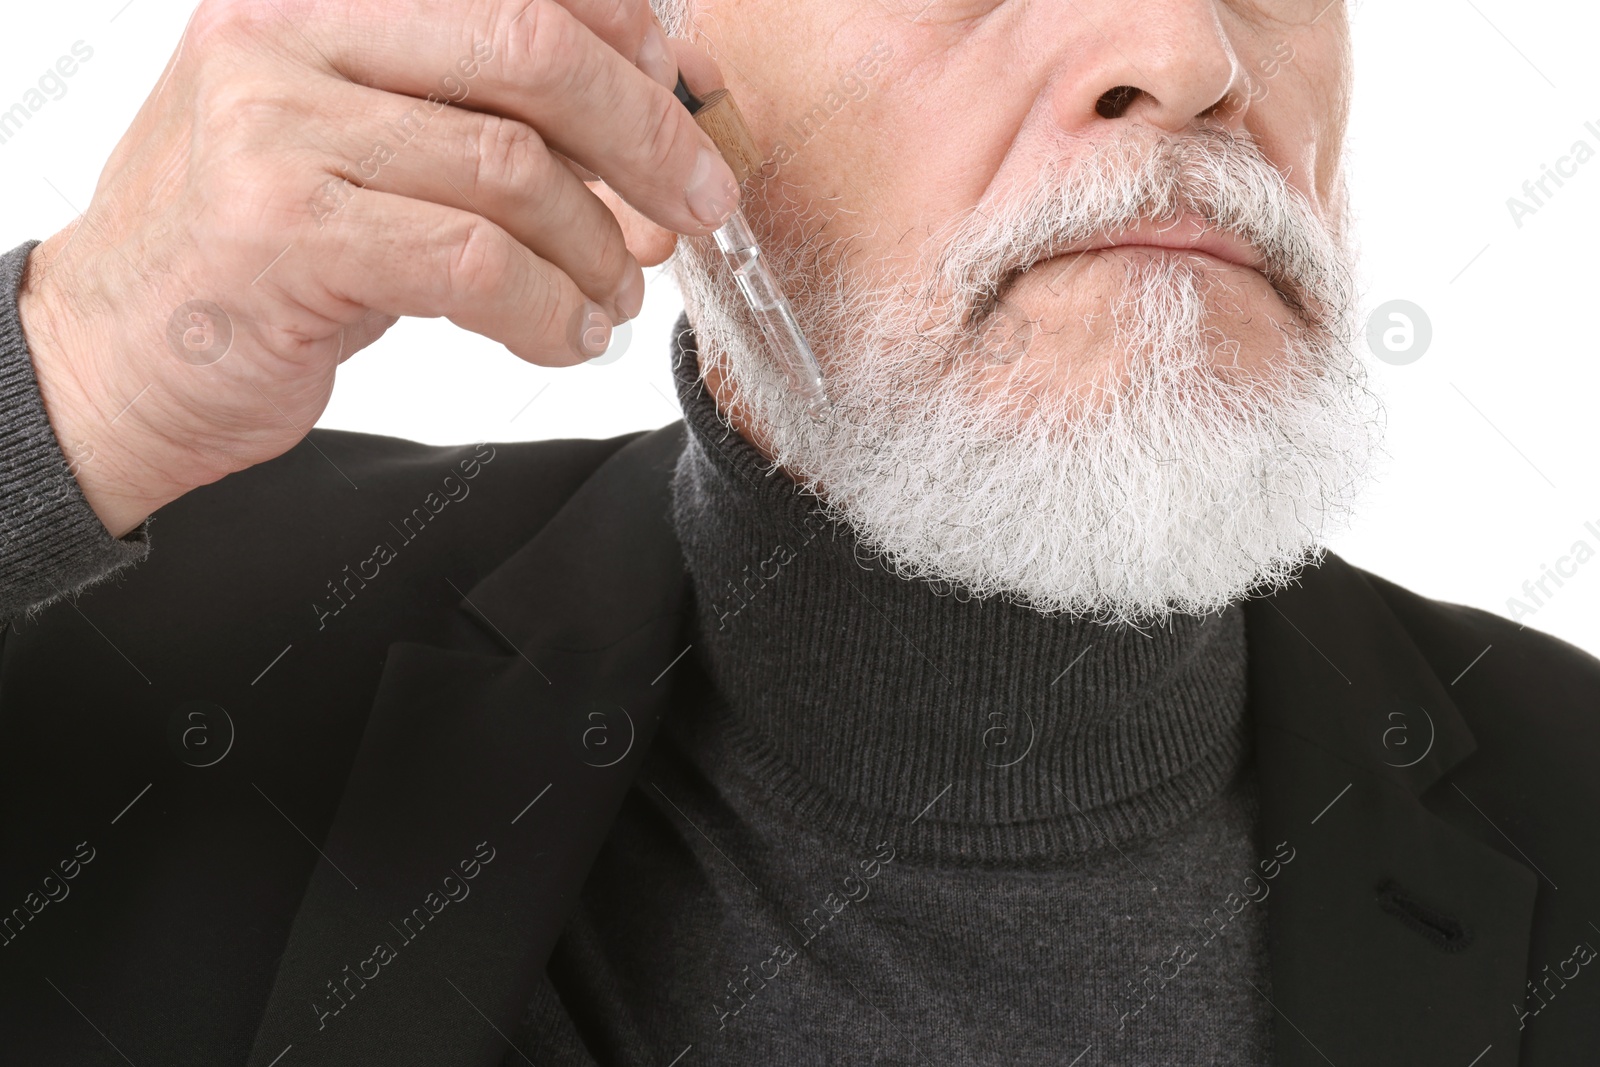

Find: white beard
[671,128,1382,625]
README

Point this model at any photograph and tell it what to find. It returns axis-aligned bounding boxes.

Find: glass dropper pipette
[672,74,831,419]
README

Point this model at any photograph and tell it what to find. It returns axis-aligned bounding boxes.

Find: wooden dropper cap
[673,73,765,187]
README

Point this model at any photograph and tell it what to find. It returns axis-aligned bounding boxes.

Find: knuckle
[596,0,638,38]
[187,0,253,47]
[630,88,686,179]
[520,254,569,338]
[471,116,548,198]
[446,219,515,303]
[192,77,296,141]
[530,287,568,350]
[518,269,566,352]
[587,218,632,289]
[188,0,300,50]
[500,0,586,99]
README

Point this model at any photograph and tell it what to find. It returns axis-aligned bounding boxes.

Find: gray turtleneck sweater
[512,324,1272,1064]
[0,235,1272,1064]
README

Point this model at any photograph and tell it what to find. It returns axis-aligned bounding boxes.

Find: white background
[3,1,1596,658]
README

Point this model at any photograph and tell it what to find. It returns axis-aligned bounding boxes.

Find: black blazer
[1,421,1596,1067]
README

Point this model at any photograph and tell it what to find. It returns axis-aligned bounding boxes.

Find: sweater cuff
[0,239,151,619]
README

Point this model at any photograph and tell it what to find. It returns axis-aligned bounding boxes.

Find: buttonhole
[1374,878,1474,954]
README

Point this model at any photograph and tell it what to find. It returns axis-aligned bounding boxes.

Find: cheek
[722,18,1002,256]
[1242,75,1344,218]
[756,90,1004,285]
[1262,35,1351,214]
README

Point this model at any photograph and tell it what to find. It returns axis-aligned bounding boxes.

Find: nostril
[1096,85,1143,119]
[1374,878,1475,953]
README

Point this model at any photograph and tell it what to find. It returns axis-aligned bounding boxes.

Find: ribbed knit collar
[665,319,1251,867]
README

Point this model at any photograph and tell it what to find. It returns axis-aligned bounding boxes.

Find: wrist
[17,236,185,538]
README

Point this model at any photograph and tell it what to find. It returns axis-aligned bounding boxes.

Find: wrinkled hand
[16,0,740,536]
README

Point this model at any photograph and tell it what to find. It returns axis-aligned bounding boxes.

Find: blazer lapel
[244,423,694,1067]
[1247,556,1538,1067]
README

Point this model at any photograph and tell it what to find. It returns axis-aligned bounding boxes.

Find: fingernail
[636,23,678,90]
[615,259,645,321]
[686,146,739,228]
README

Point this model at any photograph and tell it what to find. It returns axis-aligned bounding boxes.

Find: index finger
[287,0,743,234]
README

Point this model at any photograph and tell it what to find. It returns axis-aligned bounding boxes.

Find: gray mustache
[928,127,1354,334]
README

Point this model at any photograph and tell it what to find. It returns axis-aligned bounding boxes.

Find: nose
[1052,1,1247,134]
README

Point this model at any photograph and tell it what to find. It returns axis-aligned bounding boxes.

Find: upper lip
[1055,212,1267,272]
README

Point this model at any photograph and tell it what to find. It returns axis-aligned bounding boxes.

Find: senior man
[0,0,1596,1065]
